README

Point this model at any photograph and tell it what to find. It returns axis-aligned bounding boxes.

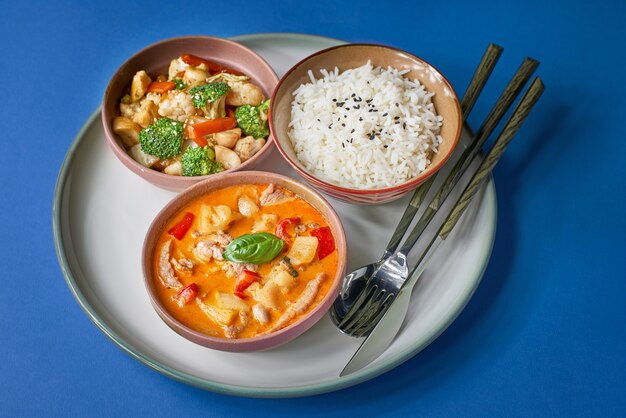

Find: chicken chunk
[131,70,151,102]
[224,311,250,339]
[128,144,159,167]
[158,240,182,290]
[234,136,266,162]
[259,184,295,206]
[193,232,233,262]
[213,128,241,148]
[112,117,141,148]
[252,304,270,325]
[132,99,159,128]
[214,145,242,170]
[266,273,327,333]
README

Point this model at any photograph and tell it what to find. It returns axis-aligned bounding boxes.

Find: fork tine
[350,293,396,337]
[337,283,378,328]
[341,286,388,333]
[343,287,395,335]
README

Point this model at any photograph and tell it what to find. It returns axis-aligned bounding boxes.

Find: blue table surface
[2,0,625,416]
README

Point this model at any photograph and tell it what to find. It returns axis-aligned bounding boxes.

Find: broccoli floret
[258,99,270,113]
[181,146,224,176]
[138,117,183,159]
[189,82,229,108]
[235,100,271,139]
[173,78,186,90]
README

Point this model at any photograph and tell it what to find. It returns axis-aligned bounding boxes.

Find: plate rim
[52,32,498,398]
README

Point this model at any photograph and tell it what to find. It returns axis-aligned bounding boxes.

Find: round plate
[53,33,496,397]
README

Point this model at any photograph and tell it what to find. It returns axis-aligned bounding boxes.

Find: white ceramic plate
[53,33,496,397]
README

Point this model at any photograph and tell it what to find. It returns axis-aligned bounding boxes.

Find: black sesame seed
[336,102,345,107]
[395,103,399,107]
[344,115,347,118]
[382,113,388,117]
[369,133,376,140]
[394,116,400,120]
[317,119,321,122]
[359,117,363,121]
[350,129,355,133]
[329,123,333,129]
[403,122,407,129]
[332,98,337,102]
[342,143,345,148]
[342,123,346,127]
[384,145,388,148]
[353,105,360,110]
[351,93,356,98]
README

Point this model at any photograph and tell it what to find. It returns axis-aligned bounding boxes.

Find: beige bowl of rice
[269,43,461,204]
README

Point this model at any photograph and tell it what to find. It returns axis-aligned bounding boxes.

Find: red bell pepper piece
[187,117,237,147]
[310,226,335,260]
[173,283,198,307]
[147,81,176,94]
[275,217,300,244]
[167,212,194,240]
[181,54,244,76]
[234,270,260,299]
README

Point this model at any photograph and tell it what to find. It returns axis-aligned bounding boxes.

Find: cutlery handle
[383,43,505,258]
[439,77,545,239]
[461,43,503,120]
[397,57,539,258]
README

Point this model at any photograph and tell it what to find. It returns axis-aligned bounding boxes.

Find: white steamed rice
[288,61,443,189]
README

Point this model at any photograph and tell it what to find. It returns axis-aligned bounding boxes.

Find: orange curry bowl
[142,171,347,352]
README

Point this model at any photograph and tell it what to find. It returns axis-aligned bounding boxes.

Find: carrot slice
[181,53,244,76]
[188,117,237,146]
[147,81,175,94]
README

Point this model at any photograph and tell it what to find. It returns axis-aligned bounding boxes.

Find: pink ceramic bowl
[269,43,462,204]
[142,171,347,352]
[102,36,279,192]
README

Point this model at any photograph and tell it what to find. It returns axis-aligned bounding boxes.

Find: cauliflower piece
[158,90,196,122]
[225,81,264,106]
[234,136,266,162]
[120,101,140,119]
[168,57,189,80]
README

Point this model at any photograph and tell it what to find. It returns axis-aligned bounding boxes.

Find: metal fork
[335,50,540,336]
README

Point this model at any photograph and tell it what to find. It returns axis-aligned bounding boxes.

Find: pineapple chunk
[271,268,297,290]
[196,299,236,326]
[287,236,318,266]
[257,281,281,310]
[198,204,234,233]
[251,213,278,233]
[216,292,249,311]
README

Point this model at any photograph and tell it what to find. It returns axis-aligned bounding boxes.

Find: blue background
[2,0,625,416]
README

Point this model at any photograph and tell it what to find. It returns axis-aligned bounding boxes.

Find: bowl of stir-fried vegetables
[102,36,279,191]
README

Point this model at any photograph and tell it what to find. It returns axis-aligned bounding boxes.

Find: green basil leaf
[222,232,284,265]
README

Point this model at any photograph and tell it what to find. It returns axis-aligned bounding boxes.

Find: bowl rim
[141,170,347,350]
[269,42,462,195]
[101,35,280,186]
